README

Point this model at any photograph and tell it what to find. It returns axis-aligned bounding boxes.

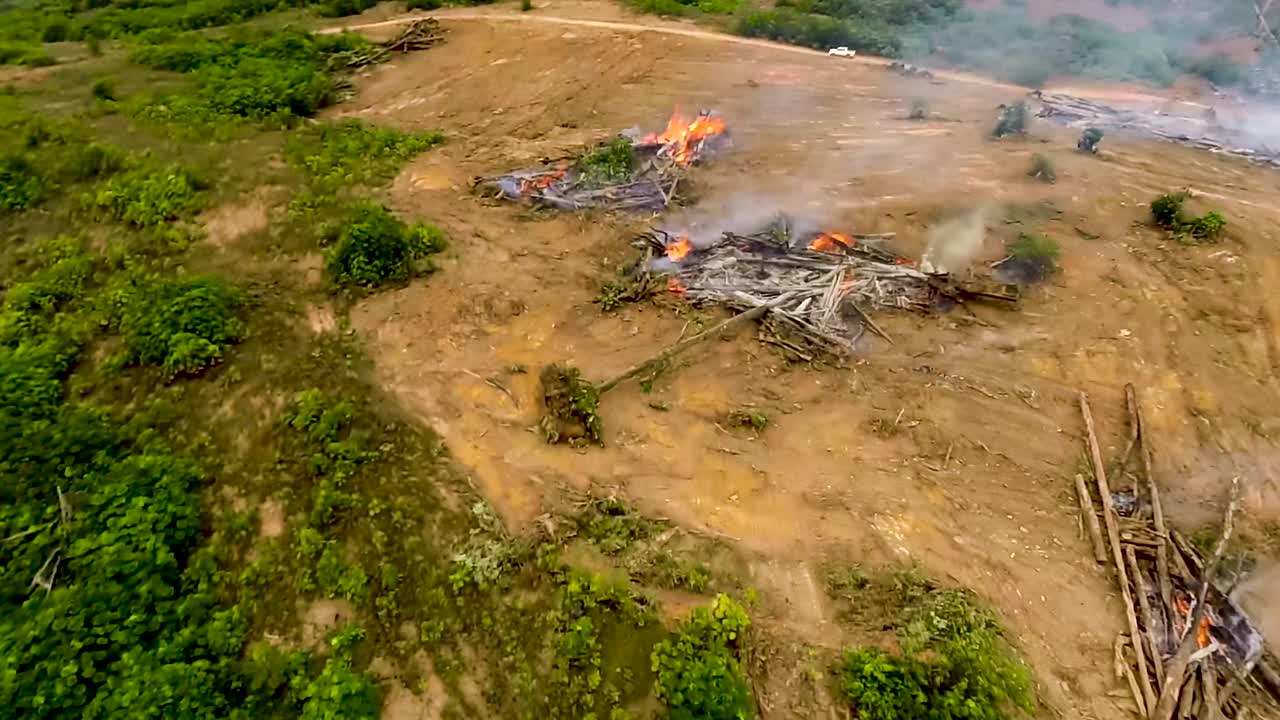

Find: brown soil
[329,7,1280,719]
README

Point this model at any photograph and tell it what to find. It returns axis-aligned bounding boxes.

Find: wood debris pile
[1077,387,1280,720]
[1033,92,1280,170]
[473,109,728,212]
[384,18,445,53]
[643,215,1015,354]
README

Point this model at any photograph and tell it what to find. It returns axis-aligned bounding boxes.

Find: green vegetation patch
[1149,191,1227,243]
[323,203,446,289]
[1027,153,1055,183]
[286,118,444,211]
[652,594,753,720]
[0,152,43,210]
[86,164,205,230]
[0,41,53,67]
[825,566,1033,720]
[106,275,246,377]
[577,137,637,185]
[128,27,381,130]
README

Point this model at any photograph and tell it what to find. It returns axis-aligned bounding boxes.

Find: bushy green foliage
[0,152,43,209]
[1078,127,1104,154]
[578,137,636,184]
[627,0,737,15]
[0,41,54,67]
[286,119,443,207]
[908,98,928,120]
[105,275,246,377]
[130,27,378,128]
[87,165,204,230]
[0,236,95,345]
[735,8,901,56]
[1150,191,1187,228]
[1150,192,1226,243]
[1183,53,1246,87]
[991,103,1027,139]
[834,587,1033,720]
[91,77,116,102]
[84,0,300,39]
[405,0,496,9]
[1027,153,1055,183]
[315,0,378,17]
[325,203,446,288]
[652,595,753,720]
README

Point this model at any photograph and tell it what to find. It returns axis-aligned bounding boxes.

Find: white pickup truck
[827,47,856,58]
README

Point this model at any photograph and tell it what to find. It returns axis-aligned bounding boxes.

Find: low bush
[324,203,446,288]
[991,102,1027,138]
[908,98,928,120]
[1149,191,1226,243]
[90,78,116,102]
[106,275,246,377]
[0,152,43,210]
[86,165,204,230]
[315,0,379,16]
[735,8,902,56]
[652,595,753,720]
[835,587,1033,720]
[1027,153,1055,183]
[1183,53,1246,87]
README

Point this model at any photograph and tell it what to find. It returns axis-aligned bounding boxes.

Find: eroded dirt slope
[329,10,1280,718]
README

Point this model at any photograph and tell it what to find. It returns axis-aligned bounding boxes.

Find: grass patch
[0,152,43,209]
[86,164,205,232]
[725,408,769,433]
[286,118,443,212]
[577,136,636,185]
[106,274,247,377]
[0,41,54,67]
[323,203,446,289]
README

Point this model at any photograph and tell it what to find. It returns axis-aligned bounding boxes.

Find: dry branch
[1080,391,1157,713]
[1075,472,1107,563]
[596,294,792,395]
[1134,385,1175,615]
[1128,544,1166,689]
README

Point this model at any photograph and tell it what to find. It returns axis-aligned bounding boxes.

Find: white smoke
[920,206,989,274]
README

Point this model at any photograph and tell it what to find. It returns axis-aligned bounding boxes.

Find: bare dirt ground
[327,5,1280,717]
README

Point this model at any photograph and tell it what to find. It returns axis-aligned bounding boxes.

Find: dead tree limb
[1075,472,1107,563]
[597,294,793,395]
[1133,385,1174,616]
[1256,0,1280,47]
[1127,545,1165,689]
[1151,476,1241,720]
[1080,391,1157,714]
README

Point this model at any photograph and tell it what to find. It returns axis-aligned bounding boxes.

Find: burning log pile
[1078,387,1280,720]
[642,215,1015,353]
[1033,92,1280,171]
[474,109,729,212]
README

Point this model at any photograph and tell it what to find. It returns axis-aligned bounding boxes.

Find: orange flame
[667,277,686,296]
[640,108,727,167]
[1175,596,1214,649]
[809,231,853,253]
[666,236,692,261]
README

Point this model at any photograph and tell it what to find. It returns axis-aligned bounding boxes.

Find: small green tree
[652,595,753,720]
[324,203,446,288]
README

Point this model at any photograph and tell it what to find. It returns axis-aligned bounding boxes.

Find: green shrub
[735,8,902,56]
[1150,191,1187,228]
[87,165,204,229]
[1183,53,1245,86]
[90,78,116,102]
[406,0,443,9]
[316,0,379,16]
[991,102,1027,138]
[837,648,929,720]
[834,587,1033,720]
[521,0,533,10]
[325,203,446,288]
[652,595,753,720]
[0,152,43,210]
[41,19,71,43]
[1078,127,1103,154]
[107,275,246,377]
[1186,209,1226,241]
[908,98,928,120]
[1027,153,1055,183]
